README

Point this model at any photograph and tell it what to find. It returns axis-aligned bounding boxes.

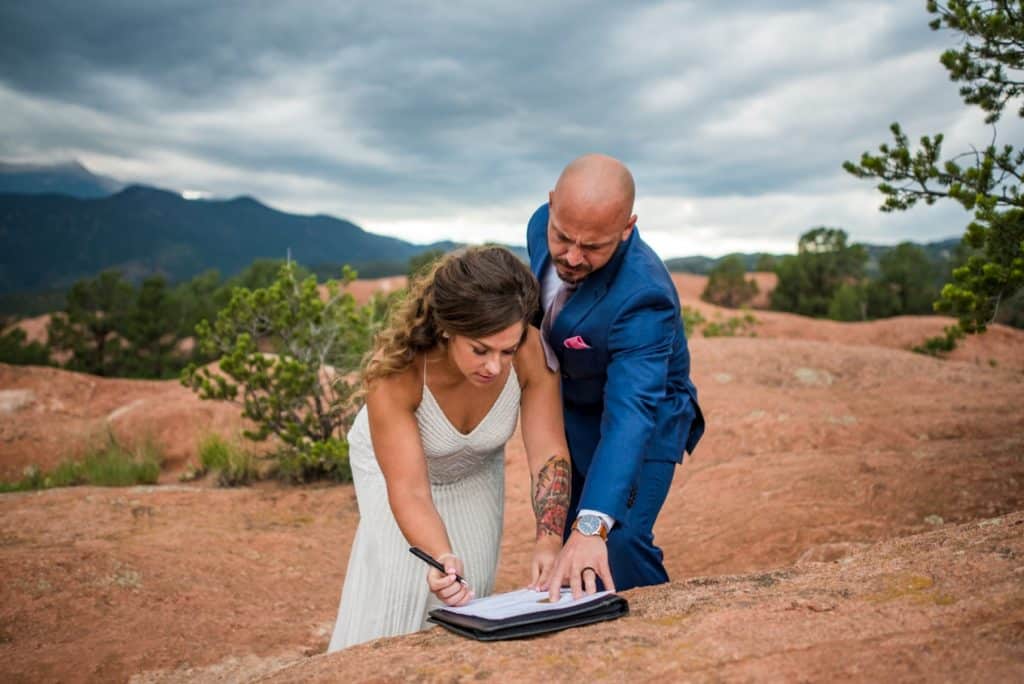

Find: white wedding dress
[327,366,520,651]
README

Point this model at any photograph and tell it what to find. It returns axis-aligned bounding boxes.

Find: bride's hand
[529,534,562,590]
[426,554,474,606]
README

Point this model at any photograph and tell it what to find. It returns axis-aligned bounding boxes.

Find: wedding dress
[327,366,520,651]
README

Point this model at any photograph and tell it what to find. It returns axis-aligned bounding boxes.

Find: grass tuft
[196,433,258,487]
[0,434,162,493]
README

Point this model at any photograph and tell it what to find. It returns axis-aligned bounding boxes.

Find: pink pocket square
[563,336,591,350]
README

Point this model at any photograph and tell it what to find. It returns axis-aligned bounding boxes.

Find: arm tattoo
[532,455,570,540]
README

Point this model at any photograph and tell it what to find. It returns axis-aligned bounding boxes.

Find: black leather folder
[427,593,628,641]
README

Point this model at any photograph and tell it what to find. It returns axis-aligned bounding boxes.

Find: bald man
[529,154,704,598]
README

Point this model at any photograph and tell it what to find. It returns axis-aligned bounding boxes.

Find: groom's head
[547,154,637,284]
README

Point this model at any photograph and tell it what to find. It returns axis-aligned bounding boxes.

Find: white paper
[441,588,610,620]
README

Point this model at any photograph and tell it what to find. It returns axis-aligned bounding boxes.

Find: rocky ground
[1,275,1022,682]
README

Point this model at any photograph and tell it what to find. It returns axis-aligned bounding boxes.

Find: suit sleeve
[577,286,677,521]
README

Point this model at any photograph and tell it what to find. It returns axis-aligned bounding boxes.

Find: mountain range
[0,160,124,198]
[0,160,963,298]
[0,162,460,295]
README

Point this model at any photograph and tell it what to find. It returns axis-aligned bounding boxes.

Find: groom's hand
[545,531,614,601]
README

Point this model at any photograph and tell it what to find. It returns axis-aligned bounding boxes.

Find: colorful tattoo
[532,455,570,539]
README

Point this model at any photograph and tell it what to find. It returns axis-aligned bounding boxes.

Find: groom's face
[547,192,636,285]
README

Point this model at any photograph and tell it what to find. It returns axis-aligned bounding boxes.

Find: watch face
[578,515,601,536]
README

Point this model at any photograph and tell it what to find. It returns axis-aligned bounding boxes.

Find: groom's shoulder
[618,232,677,298]
[526,203,549,261]
[527,203,549,237]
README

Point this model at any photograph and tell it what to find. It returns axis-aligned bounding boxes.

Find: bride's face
[446,322,525,387]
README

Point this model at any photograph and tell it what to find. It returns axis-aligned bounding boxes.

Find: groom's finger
[569,564,583,600]
[582,567,597,594]
[600,561,616,594]
[547,559,567,601]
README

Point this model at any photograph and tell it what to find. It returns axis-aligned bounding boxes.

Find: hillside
[0,280,1022,682]
[0,160,123,199]
[664,238,961,276]
[0,186,457,293]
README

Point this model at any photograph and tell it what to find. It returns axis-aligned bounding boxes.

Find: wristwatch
[572,513,609,541]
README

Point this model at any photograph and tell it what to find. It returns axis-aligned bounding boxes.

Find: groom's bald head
[547,154,638,283]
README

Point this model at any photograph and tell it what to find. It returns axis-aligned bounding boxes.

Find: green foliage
[935,212,1024,332]
[702,312,759,338]
[407,249,446,280]
[755,254,777,272]
[912,324,967,356]
[927,0,1024,124]
[844,0,1023,333]
[121,276,184,378]
[182,262,379,482]
[273,438,352,484]
[701,255,759,308]
[171,269,229,340]
[46,270,199,378]
[230,259,313,292]
[876,242,941,316]
[0,327,51,366]
[0,435,162,492]
[681,306,707,335]
[47,270,134,376]
[681,305,758,337]
[771,228,867,317]
[196,433,258,487]
[828,283,869,321]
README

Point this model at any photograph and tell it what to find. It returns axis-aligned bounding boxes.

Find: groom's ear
[621,214,637,242]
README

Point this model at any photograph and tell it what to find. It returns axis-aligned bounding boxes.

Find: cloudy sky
[2,1,1020,257]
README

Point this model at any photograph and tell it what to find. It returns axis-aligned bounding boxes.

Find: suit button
[561,371,569,379]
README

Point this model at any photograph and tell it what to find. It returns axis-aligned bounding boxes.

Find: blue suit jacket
[528,203,704,522]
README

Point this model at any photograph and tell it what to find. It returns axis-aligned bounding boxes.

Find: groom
[529,154,704,598]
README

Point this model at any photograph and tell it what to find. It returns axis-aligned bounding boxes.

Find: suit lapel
[552,229,636,341]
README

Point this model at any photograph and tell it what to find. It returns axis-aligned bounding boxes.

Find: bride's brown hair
[363,246,539,385]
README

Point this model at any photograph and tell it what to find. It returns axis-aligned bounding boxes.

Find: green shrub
[198,433,232,472]
[182,263,376,484]
[0,436,162,492]
[196,433,259,487]
[681,306,706,335]
[703,312,759,338]
[912,324,966,357]
[701,255,759,307]
[273,438,352,484]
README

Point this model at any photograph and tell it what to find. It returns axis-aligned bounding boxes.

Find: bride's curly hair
[363,246,540,385]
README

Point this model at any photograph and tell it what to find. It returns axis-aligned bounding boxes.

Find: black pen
[408,547,468,585]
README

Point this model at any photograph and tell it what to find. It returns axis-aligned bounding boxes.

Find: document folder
[428,589,629,641]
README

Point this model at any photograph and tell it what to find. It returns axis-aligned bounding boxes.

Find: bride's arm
[366,368,473,606]
[516,326,572,588]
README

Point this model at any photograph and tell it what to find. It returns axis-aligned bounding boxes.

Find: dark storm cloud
[0,1,1005,252]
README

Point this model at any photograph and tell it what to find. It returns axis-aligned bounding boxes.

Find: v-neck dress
[327,366,521,651]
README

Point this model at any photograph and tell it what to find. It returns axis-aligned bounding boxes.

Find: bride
[327,246,571,650]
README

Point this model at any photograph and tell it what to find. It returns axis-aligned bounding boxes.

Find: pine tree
[844,0,1024,332]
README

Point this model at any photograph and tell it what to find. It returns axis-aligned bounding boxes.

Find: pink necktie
[541,282,576,372]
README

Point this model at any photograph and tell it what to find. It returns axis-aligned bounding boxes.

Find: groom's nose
[564,244,586,267]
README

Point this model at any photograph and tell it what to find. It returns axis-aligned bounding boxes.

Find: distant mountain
[665,238,963,276]
[0,185,459,294]
[0,160,123,198]
[664,253,777,274]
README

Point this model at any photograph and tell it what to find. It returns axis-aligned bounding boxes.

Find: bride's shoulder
[366,355,424,411]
